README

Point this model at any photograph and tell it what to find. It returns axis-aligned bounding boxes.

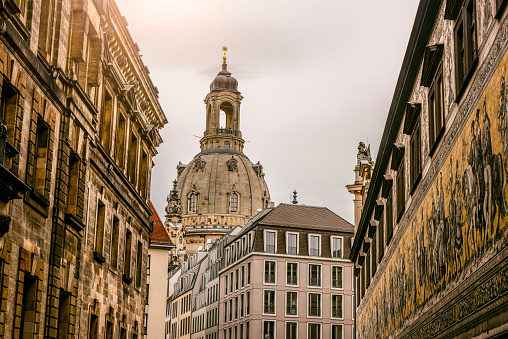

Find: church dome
[210,62,239,93]
[176,150,269,220]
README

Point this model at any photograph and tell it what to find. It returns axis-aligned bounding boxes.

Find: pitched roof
[258,203,354,233]
[149,201,174,247]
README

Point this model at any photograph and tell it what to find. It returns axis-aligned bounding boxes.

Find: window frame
[263,289,276,316]
[285,290,298,317]
[454,0,478,99]
[264,260,277,285]
[428,63,445,155]
[331,265,343,290]
[331,324,344,339]
[263,320,276,339]
[409,115,422,193]
[330,236,343,258]
[307,292,322,318]
[330,294,344,319]
[307,323,322,339]
[285,321,298,339]
[308,234,321,257]
[229,192,239,213]
[264,230,277,253]
[188,192,198,213]
[286,231,299,255]
[286,261,299,287]
[308,263,322,288]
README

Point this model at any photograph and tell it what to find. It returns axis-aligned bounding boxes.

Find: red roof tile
[149,201,174,246]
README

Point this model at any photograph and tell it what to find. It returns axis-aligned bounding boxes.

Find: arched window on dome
[224,141,230,148]
[230,192,239,212]
[189,193,197,213]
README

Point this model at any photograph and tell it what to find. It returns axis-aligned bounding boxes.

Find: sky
[119,0,421,224]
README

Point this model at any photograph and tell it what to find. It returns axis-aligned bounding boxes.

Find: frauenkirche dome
[165,50,270,259]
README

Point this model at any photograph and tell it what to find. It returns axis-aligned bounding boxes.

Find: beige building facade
[219,204,355,339]
[165,53,270,260]
[0,0,166,338]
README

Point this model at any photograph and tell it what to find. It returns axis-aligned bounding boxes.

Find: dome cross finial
[222,46,228,62]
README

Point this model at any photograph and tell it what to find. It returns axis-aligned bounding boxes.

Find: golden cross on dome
[222,46,228,61]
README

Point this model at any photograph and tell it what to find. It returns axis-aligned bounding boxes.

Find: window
[265,230,276,253]
[89,314,98,338]
[124,230,132,279]
[286,232,298,255]
[241,265,245,288]
[230,193,238,212]
[286,322,297,339]
[372,233,377,275]
[454,0,477,94]
[127,131,138,185]
[230,272,233,293]
[224,141,230,148]
[246,291,250,315]
[225,275,228,295]
[263,321,275,339]
[20,275,38,338]
[189,193,197,213]
[396,161,405,220]
[386,194,393,244]
[331,324,343,339]
[331,295,343,318]
[308,324,321,339]
[428,63,444,153]
[110,216,120,268]
[309,235,320,256]
[235,268,239,291]
[95,200,105,257]
[136,241,143,287]
[378,214,385,260]
[264,261,276,284]
[410,116,422,190]
[240,323,243,338]
[308,264,321,287]
[286,291,297,316]
[331,236,343,258]
[308,293,321,317]
[234,296,238,320]
[287,262,298,286]
[224,302,227,323]
[247,262,251,285]
[116,113,127,169]
[246,321,249,339]
[264,290,275,314]
[229,299,233,321]
[331,266,343,289]
[240,293,244,317]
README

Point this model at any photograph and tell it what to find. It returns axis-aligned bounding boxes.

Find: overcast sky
[119,0,421,224]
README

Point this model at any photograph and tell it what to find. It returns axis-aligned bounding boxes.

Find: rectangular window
[286,322,297,339]
[428,65,444,153]
[386,194,393,244]
[331,294,343,318]
[263,321,275,339]
[286,262,298,286]
[246,291,250,315]
[224,302,227,323]
[241,265,245,288]
[308,293,321,317]
[308,323,321,339]
[101,91,113,152]
[136,241,143,287]
[124,230,132,278]
[246,321,249,339]
[378,214,385,260]
[331,266,343,289]
[396,161,405,220]
[247,262,251,285]
[240,323,243,338]
[95,200,106,256]
[264,290,275,314]
[454,0,477,94]
[265,230,276,253]
[110,216,120,268]
[89,314,98,338]
[331,236,343,258]
[264,261,276,284]
[309,235,320,256]
[308,264,321,287]
[225,275,228,295]
[286,232,298,255]
[240,293,244,317]
[116,113,126,169]
[286,291,297,316]
[127,131,138,185]
[410,117,422,191]
[230,272,233,293]
[331,324,343,339]
[234,296,238,320]
[229,299,232,322]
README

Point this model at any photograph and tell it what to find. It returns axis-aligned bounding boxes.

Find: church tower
[165,48,271,259]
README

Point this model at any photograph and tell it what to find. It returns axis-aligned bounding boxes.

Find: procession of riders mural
[357,41,508,339]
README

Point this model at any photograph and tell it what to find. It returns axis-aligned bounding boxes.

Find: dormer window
[264,230,276,253]
[308,234,320,256]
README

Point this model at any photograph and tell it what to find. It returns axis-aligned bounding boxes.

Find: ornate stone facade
[165,55,270,259]
[0,0,166,338]
[351,1,508,338]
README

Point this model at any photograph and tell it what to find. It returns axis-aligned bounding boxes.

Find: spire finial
[292,190,298,204]
[222,46,228,62]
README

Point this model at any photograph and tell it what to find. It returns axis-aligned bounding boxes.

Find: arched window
[189,193,197,213]
[230,193,238,212]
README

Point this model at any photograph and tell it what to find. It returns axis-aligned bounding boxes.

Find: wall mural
[357,50,508,339]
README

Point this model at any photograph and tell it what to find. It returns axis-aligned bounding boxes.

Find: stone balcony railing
[204,128,240,137]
